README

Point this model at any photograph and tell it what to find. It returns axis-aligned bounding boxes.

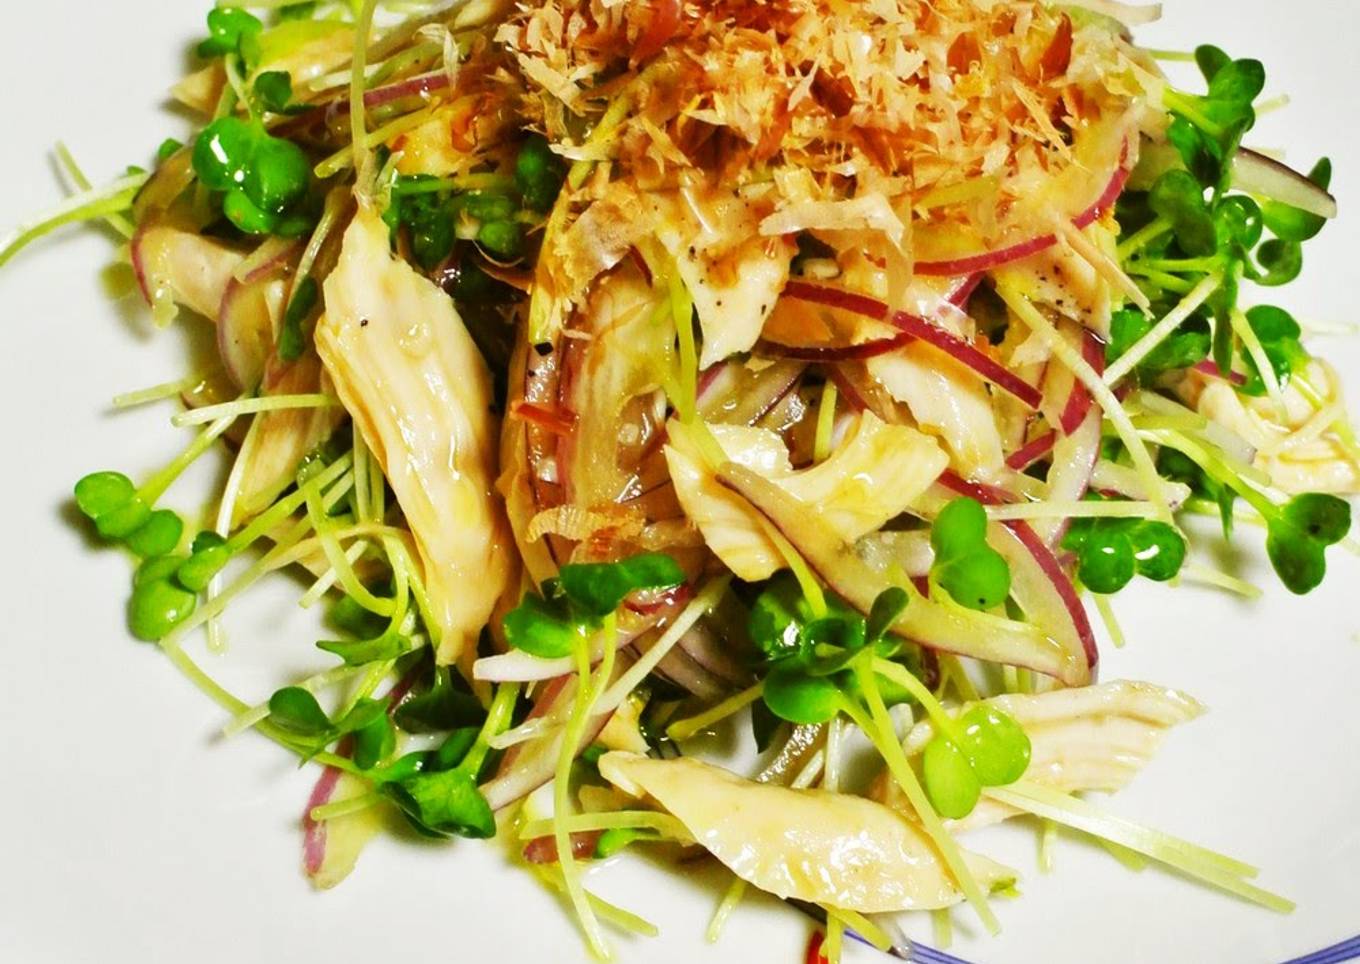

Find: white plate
[1,3,1357,963]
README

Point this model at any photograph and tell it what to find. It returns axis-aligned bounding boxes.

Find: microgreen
[921,704,1031,819]
[192,117,314,236]
[197,8,263,62]
[503,553,685,659]
[930,498,1011,611]
[749,578,917,727]
[392,666,484,733]
[1062,507,1186,594]
[267,687,401,772]
[1108,307,1211,378]
[278,275,320,362]
[515,135,567,213]
[316,628,411,667]
[1262,158,1332,242]
[1265,493,1352,595]
[1159,442,1350,594]
[1237,305,1308,395]
[253,71,296,115]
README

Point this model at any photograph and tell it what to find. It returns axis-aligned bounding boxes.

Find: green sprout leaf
[393,668,486,734]
[197,7,263,60]
[930,498,1011,611]
[957,706,1031,787]
[1149,170,1217,257]
[865,586,910,645]
[1108,308,1211,377]
[267,687,332,736]
[502,592,581,659]
[125,509,184,558]
[515,135,567,212]
[382,768,495,839]
[1262,157,1332,242]
[762,665,843,725]
[922,736,981,820]
[557,552,685,620]
[316,628,412,667]
[1251,238,1303,287]
[1239,305,1308,395]
[253,70,294,114]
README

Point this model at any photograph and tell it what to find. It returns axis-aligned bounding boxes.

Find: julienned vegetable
[5,1,1356,962]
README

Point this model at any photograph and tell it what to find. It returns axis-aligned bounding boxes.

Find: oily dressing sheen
[318,205,513,664]
[599,752,1015,913]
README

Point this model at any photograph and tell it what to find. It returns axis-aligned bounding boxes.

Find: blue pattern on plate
[849,933,1360,964]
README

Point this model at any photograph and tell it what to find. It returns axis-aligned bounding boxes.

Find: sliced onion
[783,280,1043,409]
[914,150,1130,276]
[480,660,627,812]
[1192,360,1246,387]
[938,474,1098,671]
[1231,149,1337,220]
[719,463,1091,685]
[1034,411,1102,546]
[1059,330,1107,433]
[1006,431,1058,471]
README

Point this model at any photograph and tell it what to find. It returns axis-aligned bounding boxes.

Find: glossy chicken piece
[318,205,513,664]
[665,413,948,581]
[875,681,1203,830]
[869,342,1006,481]
[600,752,1014,913]
[1192,362,1360,495]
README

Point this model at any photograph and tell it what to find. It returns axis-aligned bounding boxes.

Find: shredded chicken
[600,752,1016,912]
[318,206,514,663]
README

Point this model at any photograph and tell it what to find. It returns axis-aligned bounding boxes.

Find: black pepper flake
[534,342,553,356]
[360,318,370,327]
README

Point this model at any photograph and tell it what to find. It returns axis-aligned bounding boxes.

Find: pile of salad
[5,0,1357,959]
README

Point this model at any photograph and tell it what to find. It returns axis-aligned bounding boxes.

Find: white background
[0,2,1356,963]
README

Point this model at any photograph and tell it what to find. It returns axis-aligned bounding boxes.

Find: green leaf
[253,70,294,114]
[278,275,318,362]
[557,552,685,620]
[762,665,844,725]
[1149,170,1216,257]
[936,549,1011,611]
[1252,238,1303,287]
[502,592,581,659]
[958,706,1031,787]
[1262,157,1331,242]
[316,628,412,667]
[750,698,785,753]
[268,687,332,736]
[1208,59,1265,106]
[197,7,263,59]
[1282,493,1351,546]
[865,587,909,644]
[74,471,135,520]
[393,670,485,734]
[1194,45,1230,83]
[1128,522,1187,582]
[352,712,395,770]
[382,769,495,839]
[1108,308,1210,377]
[931,497,988,561]
[748,572,815,662]
[1265,526,1326,595]
[922,736,981,819]
[1240,305,1308,395]
[126,510,185,558]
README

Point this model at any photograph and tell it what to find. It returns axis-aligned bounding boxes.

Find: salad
[4,0,1357,960]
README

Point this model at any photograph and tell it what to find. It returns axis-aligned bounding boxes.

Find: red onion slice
[914,148,1130,276]
[938,473,1098,670]
[782,280,1043,409]
[1231,148,1338,220]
